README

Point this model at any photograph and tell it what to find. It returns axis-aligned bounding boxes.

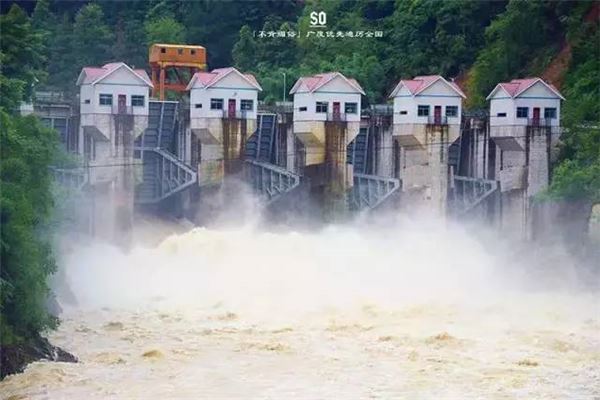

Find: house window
[399,110,408,115]
[160,47,166,53]
[210,98,223,110]
[316,102,328,113]
[497,112,507,117]
[417,105,429,116]
[544,107,557,119]
[99,94,113,106]
[345,102,358,114]
[516,107,528,118]
[299,106,307,112]
[177,48,183,55]
[84,99,91,104]
[445,106,458,117]
[195,103,202,109]
[191,49,196,55]
[240,99,254,111]
[131,95,145,107]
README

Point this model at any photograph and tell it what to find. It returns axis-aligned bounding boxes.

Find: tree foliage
[0,4,62,345]
[466,0,579,106]
[145,16,185,46]
[72,4,114,72]
[547,21,600,203]
[0,5,45,109]
[1,112,61,344]
[232,25,258,72]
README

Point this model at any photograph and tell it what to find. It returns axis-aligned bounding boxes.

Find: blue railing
[50,167,88,190]
[348,173,400,211]
[244,159,300,204]
[134,146,197,204]
[449,175,498,215]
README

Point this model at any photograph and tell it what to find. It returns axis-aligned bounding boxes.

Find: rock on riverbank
[0,334,77,379]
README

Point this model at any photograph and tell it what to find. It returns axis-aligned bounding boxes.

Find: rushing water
[1,217,599,399]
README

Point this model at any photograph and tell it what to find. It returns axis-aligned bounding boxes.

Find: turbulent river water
[1,217,599,399]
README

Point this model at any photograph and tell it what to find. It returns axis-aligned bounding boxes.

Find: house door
[532,107,540,125]
[228,99,236,118]
[118,94,126,114]
[333,102,341,121]
[434,105,442,124]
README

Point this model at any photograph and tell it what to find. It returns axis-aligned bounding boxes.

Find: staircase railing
[50,167,88,190]
[134,146,197,204]
[348,173,400,211]
[244,159,300,204]
[449,176,498,215]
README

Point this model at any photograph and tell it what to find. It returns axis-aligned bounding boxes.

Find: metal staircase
[346,127,400,212]
[244,159,300,204]
[348,173,400,211]
[135,147,197,204]
[138,101,178,150]
[347,127,368,174]
[245,113,276,163]
[449,176,498,215]
[135,100,197,204]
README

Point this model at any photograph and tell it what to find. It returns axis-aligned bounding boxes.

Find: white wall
[79,67,150,117]
[292,76,362,123]
[77,67,150,177]
[79,84,95,114]
[392,80,462,126]
[189,72,259,120]
[489,81,561,127]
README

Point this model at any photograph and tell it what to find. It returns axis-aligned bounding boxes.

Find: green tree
[387,0,505,82]
[256,20,298,68]
[31,0,55,35]
[145,0,180,22]
[0,5,46,109]
[113,12,147,68]
[0,4,62,346]
[232,25,258,71]
[97,1,150,68]
[466,0,577,106]
[548,24,600,203]
[184,0,301,67]
[145,16,185,46]
[72,4,113,69]
[45,13,75,92]
[1,112,61,344]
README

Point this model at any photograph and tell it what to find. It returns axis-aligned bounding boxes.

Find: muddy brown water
[2,223,599,399]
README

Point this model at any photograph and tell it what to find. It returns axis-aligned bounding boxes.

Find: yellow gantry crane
[149,44,207,100]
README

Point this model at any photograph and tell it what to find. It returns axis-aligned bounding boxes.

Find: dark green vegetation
[1,3,57,341]
[0,0,597,373]
[0,4,76,375]
[547,22,600,204]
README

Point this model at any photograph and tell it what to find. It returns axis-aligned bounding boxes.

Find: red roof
[304,72,336,91]
[78,62,151,86]
[80,67,108,84]
[499,78,537,97]
[390,75,466,98]
[290,72,365,95]
[406,75,439,93]
[489,77,564,100]
[186,67,261,90]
